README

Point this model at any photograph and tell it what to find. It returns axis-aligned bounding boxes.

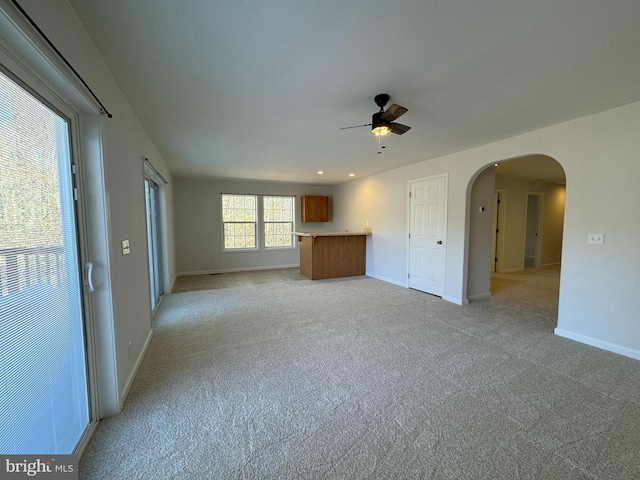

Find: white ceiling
[67,0,640,185]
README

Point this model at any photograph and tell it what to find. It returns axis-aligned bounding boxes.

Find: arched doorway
[466,155,566,316]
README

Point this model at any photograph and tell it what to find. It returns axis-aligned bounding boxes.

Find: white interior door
[409,175,447,296]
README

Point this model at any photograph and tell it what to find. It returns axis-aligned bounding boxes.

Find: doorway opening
[466,155,566,320]
[524,193,543,268]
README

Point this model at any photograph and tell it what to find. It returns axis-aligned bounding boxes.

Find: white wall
[174,177,334,275]
[2,0,176,416]
[333,100,640,360]
[494,174,565,271]
[467,166,495,300]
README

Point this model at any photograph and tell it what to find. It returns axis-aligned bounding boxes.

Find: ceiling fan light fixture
[372,125,391,136]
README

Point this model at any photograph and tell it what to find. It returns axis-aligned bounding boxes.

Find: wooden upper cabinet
[301,195,329,222]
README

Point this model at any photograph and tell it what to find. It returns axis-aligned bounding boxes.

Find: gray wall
[174,178,334,275]
[467,166,496,300]
[2,0,175,416]
[333,100,640,361]
[495,174,565,271]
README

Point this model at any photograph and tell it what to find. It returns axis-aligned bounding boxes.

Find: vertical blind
[0,69,89,453]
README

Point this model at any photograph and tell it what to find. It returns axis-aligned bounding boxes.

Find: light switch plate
[587,233,604,245]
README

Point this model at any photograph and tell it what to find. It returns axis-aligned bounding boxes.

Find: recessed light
[494,163,499,167]
[317,171,324,175]
[348,173,356,177]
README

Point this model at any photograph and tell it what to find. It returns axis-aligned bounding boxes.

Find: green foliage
[1,73,65,250]
[221,194,294,249]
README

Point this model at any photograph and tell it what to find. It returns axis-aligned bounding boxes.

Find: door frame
[407,173,448,295]
[492,189,506,273]
[524,192,544,268]
[0,2,124,450]
[143,159,168,314]
[0,51,100,453]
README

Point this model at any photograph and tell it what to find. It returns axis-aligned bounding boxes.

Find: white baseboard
[120,329,154,407]
[368,273,469,305]
[443,295,469,305]
[177,264,300,277]
[554,328,640,361]
[367,272,408,288]
[468,292,491,301]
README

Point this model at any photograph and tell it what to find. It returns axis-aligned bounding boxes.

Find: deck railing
[0,246,65,296]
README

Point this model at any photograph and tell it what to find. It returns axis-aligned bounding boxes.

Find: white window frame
[262,195,295,250]
[221,194,259,252]
[221,194,296,252]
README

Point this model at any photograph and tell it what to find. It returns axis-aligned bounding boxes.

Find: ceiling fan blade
[339,123,372,130]
[381,104,407,122]
[389,123,411,135]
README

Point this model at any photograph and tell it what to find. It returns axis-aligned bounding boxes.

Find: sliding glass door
[144,177,164,310]
[0,69,90,453]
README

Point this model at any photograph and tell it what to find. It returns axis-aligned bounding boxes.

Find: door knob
[437,240,443,244]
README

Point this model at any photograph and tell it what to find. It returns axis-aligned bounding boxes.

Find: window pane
[222,194,256,222]
[265,222,293,248]
[264,196,293,222]
[224,223,256,249]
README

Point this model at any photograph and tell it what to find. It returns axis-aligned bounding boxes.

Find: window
[264,196,294,248]
[222,194,257,250]
[221,194,295,251]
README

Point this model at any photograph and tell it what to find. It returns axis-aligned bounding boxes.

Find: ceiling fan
[340,94,411,136]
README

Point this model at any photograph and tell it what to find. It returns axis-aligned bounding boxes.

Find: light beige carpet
[80,267,640,479]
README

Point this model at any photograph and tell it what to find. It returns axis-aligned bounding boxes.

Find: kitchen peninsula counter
[293,231,371,280]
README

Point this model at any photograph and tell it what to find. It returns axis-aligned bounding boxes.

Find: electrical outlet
[587,233,604,245]
[121,239,131,255]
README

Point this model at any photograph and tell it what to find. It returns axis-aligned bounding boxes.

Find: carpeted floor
[79,266,640,479]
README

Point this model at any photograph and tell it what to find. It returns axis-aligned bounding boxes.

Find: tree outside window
[221,194,257,250]
[221,194,295,251]
[264,196,294,248]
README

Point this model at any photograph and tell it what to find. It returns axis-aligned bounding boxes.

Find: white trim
[0,1,100,115]
[120,330,154,405]
[554,328,640,361]
[1,2,120,420]
[368,272,408,288]
[524,192,544,268]
[176,263,300,277]
[443,295,469,305]
[492,189,507,273]
[468,292,491,301]
[501,267,525,273]
[407,173,449,296]
[143,157,168,185]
